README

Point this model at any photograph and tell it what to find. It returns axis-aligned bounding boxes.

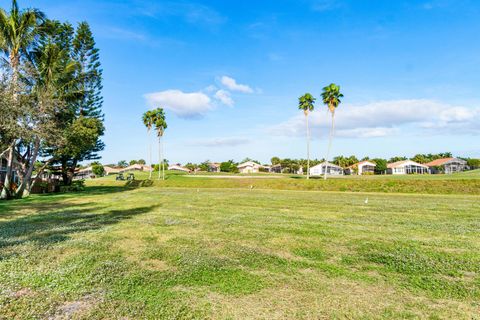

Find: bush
[92,164,105,176]
[60,180,85,193]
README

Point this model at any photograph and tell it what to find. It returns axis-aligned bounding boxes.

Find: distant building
[168,164,191,173]
[387,160,429,174]
[207,163,221,172]
[345,161,376,175]
[104,166,120,175]
[309,162,344,176]
[0,152,20,185]
[269,164,282,173]
[425,158,467,174]
[119,164,152,172]
[237,161,264,174]
[75,166,94,180]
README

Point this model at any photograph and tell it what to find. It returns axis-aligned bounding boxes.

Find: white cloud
[268,99,480,139]
[144,90,212,118]
[220,76,254,93]
[214,89,234,106]
[189,137,251,147]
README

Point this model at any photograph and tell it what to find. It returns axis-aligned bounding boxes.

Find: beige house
[119,164,152,172]
[168,164,191,173]
[426,158,467,174]
[237,161,264,174]
[345,161,376,175]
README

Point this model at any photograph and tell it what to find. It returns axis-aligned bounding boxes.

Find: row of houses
[156,158,470,176]
[308,158,468,176]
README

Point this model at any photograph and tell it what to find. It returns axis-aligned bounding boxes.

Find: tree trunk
[61,159,69,185]
[15,137,41,198]
[162,137,165,181]
[158,136,161,180]
[148,130,152,180]
[66,159,78,185]
[0,141,16,200]
[306,113,310,179]
[324,111,335,181]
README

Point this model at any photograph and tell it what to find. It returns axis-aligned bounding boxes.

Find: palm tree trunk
[148,130,152,180]
[162,137,165,181]
[158,136,163,180]
[305,113,310,179]
[324,111,335,180]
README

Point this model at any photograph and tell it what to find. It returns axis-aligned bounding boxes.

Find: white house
[387,160,429,175]
[237,161,263,174]
[309,162,344,176]
[425,158,467,174]
[168,164,191,173]
[345,161,376,175]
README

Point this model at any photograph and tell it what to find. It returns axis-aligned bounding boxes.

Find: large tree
[54,21,104,185]
[142,110,155,179]
[0,0,45,199]
[321,83,343,180]
[152,108,167,180]
[298,93,316,179]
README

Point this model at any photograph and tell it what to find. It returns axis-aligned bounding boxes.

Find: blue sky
[8,0,480,164]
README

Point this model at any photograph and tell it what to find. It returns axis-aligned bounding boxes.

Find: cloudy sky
[7,0,480,164]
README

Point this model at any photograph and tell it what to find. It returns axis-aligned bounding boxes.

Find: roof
[237,161,262,168]
[168,164,190,172]
[310,161,343,169]
[347,161,376,169]
[425,158,466,167]
[387,160,428,169]
[120,164,151,172]
[104,166,120,174]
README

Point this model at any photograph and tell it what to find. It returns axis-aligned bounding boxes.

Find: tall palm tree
[298,93,316,179]
[0,0,44,199]
[151,108,167,180]
[142,110,154,179]
[321,83,343,180]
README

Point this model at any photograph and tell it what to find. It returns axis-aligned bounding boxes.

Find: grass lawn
[1,176,479,319]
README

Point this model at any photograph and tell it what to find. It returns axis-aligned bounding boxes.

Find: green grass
[0,175,479,319]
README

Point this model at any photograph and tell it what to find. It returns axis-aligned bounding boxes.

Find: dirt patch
[48,293,103,320]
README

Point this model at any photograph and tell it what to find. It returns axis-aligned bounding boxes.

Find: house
[309,162,344,176]
[0,152,20,186]
[74,166,94,180]
[345,161,376,175]
[119,164,152,172]
[387,160,429,174]
[168,164,191,173]
[237,161,264,174]
[425,158,467,174]
[269,164,282,173]
[207,163,221,172]
[104,166,120,175]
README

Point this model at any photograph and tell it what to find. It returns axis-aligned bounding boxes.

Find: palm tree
[298,93,316,179]
[321,83,343,180]
[151,108,167,180]
[0,0,44,199]
[142,110,154,179]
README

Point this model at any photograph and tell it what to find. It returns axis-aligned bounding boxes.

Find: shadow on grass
[0,180,155,215]
[0,204,158,254]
